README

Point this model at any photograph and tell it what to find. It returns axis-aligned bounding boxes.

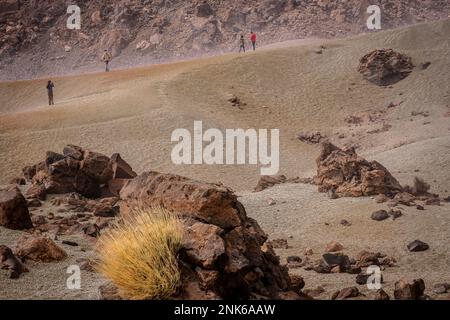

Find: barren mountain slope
[1,0,449,80]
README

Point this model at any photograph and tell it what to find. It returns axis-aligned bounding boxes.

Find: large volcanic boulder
[119,171,294,299]
[358,49,414,86]
[21,145,135,199]
[314,142,402,197]
[0,185,33,230]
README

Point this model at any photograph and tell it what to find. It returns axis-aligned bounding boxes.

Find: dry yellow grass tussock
[95,206,184,300]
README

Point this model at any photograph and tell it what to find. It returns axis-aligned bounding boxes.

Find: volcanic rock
[80,150,113,184]
[120,171,245,230]
[297,131,327,144]
[119,171,292,299]
[0,185,33,230]
[314,142,402,197]
[110,153,137,179]
[332,286,360,300]
[322,253,351,270]
[325,241,343,252]
[369,289,390,300]
[0,245,29,279]
[254,175,287,192]
[183,222,225,269]
[371,210,390,221]
[407,240,429,252]
[358,49,414,86]
[15,236,67,262]
[63,144,83,160]
[394,279,426,300]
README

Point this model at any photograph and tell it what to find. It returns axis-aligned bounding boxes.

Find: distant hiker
[239,35,245,53]
[46,80,55,105]
[250,31,257,51]
[101,49,112,72]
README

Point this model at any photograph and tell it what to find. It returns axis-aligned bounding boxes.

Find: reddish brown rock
[0,186,33,230]
[0,245,29,279]
[314,142,402,197]
[110,153,137,179]
[369,289,390,300]
[120,171,246,230]
[297,131,327,144]
[358,49,414,86]
[183,222,225,269]
[325,241,344,253]
[74,174,100,199]
[253,175,308,192]
[63,144,84,160]
[120,171,292,299]
[332,286,360,300]
[80,150,113,184]
[45,151,65,166]
[107,178,130,196]
[43,175,76,194]
[289,274,305,292]
[254,175,287,192]
[15,236,67,262]
[394,279,426,300]
[26,184,47,200]
[48,157,79,177]
[195,268,220,290]
[393,192,416,206]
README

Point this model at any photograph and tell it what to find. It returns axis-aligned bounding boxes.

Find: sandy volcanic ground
[0,19,449,299]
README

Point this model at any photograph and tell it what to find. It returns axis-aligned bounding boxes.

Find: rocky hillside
[0,0,449,80]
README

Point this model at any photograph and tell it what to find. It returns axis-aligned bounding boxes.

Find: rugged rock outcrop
[120,171,295,299]
[21,145,135,199]
[314,142,403,197]
[0,185,33,230]
[358,49,414,86]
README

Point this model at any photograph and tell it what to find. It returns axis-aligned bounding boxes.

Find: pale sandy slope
[0,20,449,299]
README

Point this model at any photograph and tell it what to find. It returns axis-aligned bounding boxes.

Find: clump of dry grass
[95,206,183,300]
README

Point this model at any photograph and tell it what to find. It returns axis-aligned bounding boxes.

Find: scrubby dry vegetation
[95,206,183,300]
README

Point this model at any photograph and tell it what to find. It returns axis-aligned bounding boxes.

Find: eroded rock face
[0,185,33,230]
[120,171,292,299]
[15,236,67,262]
[358,49,414,86]
[21,145,135,199]
[314,142,403,197]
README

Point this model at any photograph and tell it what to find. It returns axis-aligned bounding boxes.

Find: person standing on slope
[239,35,245,53]
[250,31,257,51]
[101,49,112,72]
[46,80,55,105]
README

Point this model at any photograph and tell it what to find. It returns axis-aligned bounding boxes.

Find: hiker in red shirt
[250,31,257,51]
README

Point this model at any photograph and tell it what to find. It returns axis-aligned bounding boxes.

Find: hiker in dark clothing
[46,80,55,105]
[239,35,245,53]
[250,31,257,51]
